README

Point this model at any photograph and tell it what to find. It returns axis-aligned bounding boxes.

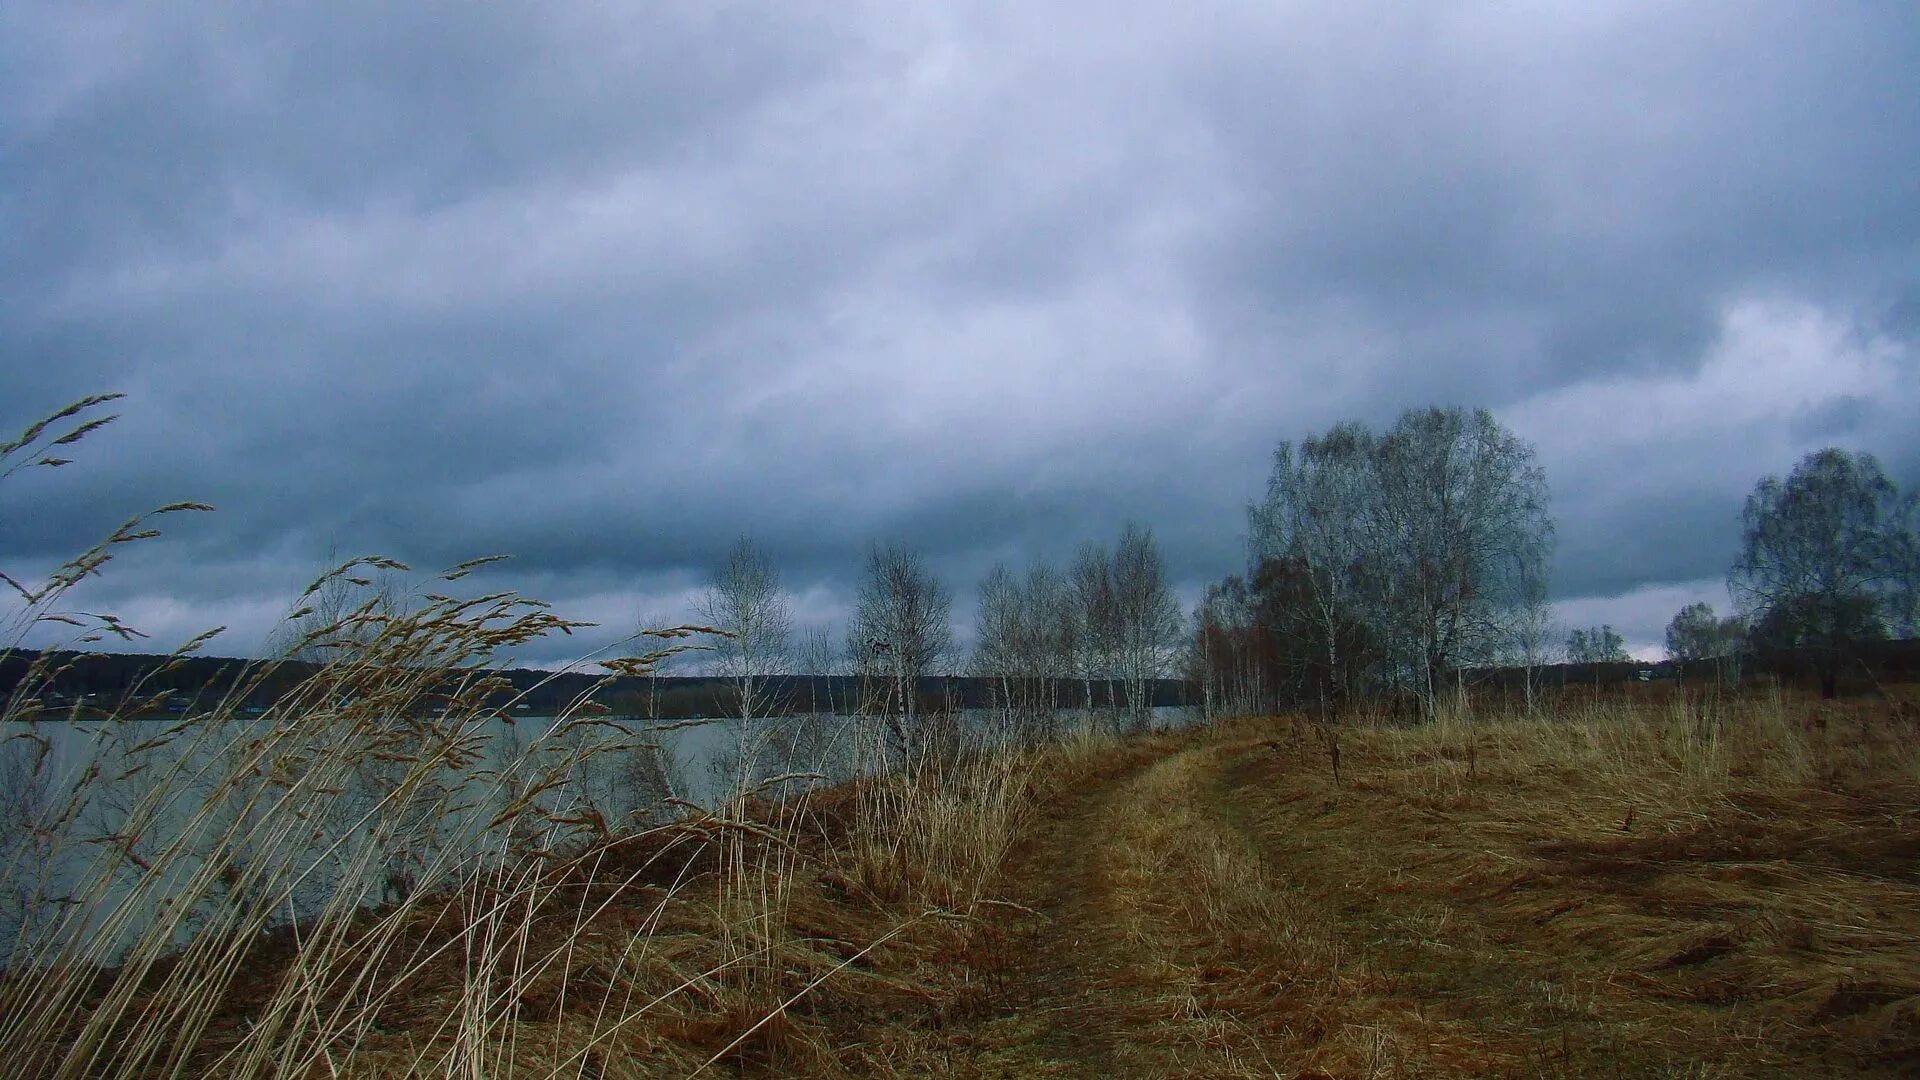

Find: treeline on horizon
[0,649,1198,721]
[13,639,1920,724]
[7,398,1918,728]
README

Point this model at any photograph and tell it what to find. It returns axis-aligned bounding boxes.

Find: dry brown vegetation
[0,394,1098,1079]
[206,680,1917,1078]
[562,683,1916,1079]
[890,684,1920,1077]
[1226,686,1920,1077]
[9,679,1920,1077]
[0,719,1128,1078]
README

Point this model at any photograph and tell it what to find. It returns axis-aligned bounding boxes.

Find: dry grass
[2,585,1075,1077]
[1196,688,1920,1077]
[0,395,1064,1078]
[811,689,1920,1078]
[0,558,737,1078]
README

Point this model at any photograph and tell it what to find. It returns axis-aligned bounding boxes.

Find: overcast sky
[4,3,1918,665]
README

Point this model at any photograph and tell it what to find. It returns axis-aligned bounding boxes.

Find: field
[768,685,1920,1077]
[7,681,1918,1078]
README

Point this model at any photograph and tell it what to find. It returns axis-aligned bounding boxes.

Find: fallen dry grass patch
[1217,689,1920,1076]
[1081,720,1546,1079]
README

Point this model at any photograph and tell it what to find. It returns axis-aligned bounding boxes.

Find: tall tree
[1729,448,1914,697]
[1021,559,1072,723]
[1566,625,1629,664]
[796,625,841,716]
[1664,601,1746,685]
[1504,547,1557,714]
[698,537,791,801]
[1664,602,1745,661]
[970,557,1074,739]
[1249,406,1554,717]
[849,543,953,764]
[1190,575,1273,719]
[1250,423,1382,706]
[1068,542,1116,718]
[1111,524,1185,729]
[971,562,1024,726]
[1371,407,1555,711]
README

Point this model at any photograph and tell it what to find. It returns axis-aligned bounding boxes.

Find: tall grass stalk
[0,394,1157,1076]
[0,396,741,1077]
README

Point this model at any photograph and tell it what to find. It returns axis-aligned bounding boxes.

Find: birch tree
[1249,406,1554,718]
[850,543,953,766]
[797,626,840,716]
[1566,625,1629,664]
[1021,559,1072,724]
[1111,524,1184,729]
[1664,602,1746,662]
[1665,601,1746,686]
[1068,542,1116,720]
[1504,548,1556,714]
[971,562,1023,729]
[698,536,791,802]
[971,557,1077,739]
[1250,424,1382,705]
[1370,407,1554,713]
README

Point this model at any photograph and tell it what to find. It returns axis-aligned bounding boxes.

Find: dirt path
[924,732,1294,1078]
[926,747,1168,1077]
[928,726,1594,1078]
[873,714,1920,1077]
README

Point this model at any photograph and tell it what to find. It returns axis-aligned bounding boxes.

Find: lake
[0,704,1197,967]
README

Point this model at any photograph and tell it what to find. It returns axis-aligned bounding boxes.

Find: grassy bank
[0,395,1138,1078]
[1076,687,1920,1076]
[8,677,1919,1077]
[0,693,1135,1077]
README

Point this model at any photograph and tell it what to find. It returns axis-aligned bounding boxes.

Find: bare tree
[1369,407,1555,714]
[698,537,792,803]
[1111,524,1184,730]
[1068,542,1115,720]
[1667,603,1746,661]
[1189,574,1280,719]
[1730,447,1915,697]
[849,543,953,766]
[971,562,1023,730]
[1504,549,1556,714]
[1250,423,1383,706]
[796,625,840,715]
[970,558,1074,741]
[1249,406,1554,718]
[1020,559,1072,727]
[1187,596,1217,724]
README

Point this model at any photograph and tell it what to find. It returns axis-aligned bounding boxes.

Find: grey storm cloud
[3,2,1918,663]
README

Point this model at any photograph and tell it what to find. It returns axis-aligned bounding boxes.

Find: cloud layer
[4,2,1917,662]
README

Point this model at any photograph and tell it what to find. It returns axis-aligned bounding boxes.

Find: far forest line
[6,640,1918,722]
